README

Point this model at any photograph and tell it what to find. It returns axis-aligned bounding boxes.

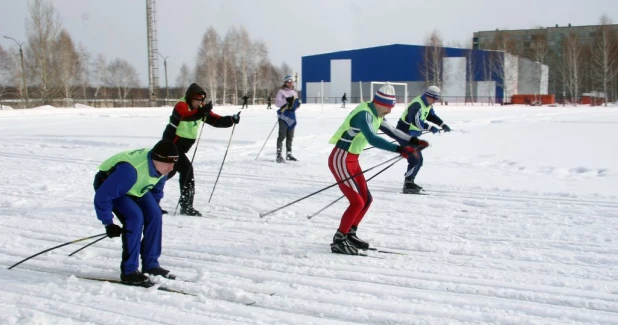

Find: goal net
[370,81,408,105]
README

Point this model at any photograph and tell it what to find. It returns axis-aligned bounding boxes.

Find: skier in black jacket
[162,83,240,216]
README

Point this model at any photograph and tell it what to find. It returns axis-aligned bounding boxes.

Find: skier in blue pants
[396,86,451,193]
[93,140,179,286]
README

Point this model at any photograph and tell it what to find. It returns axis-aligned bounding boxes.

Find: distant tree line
[481,15,618,105]
[418,15,617,105]
[0,0,292,108]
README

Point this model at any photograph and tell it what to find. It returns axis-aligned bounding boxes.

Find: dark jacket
[162,83,234,153]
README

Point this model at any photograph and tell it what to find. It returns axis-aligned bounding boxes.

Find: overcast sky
[1,0,616,87]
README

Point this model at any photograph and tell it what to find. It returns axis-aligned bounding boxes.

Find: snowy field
[0,102,617,324]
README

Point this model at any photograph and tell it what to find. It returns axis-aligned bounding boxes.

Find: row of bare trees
[0,0,291,108]
[421,30,509,102]
[420,15,618,105]
[485,15,618,105]
[192,26,290,105]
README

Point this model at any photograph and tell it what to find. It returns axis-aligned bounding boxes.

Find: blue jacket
[277,99,300,129]
[396,95,444,137]
[94,153,166,225]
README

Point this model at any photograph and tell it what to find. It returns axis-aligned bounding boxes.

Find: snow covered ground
[0,103,617,324]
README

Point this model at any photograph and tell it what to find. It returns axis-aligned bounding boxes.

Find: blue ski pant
[404,149,424,181]
[111,193,162,275]
[398,133,425,181]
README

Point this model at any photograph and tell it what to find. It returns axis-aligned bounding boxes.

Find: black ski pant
[166,151,195,209]
[276,120,294,155]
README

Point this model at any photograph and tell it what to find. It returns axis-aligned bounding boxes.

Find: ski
[77,276,259,306]
[330,251,385,259]
[77,276,196,296]
[368,248,407,255]
[401,191,431,195]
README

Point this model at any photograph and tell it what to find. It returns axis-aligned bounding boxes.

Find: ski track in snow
[0,105,617,324]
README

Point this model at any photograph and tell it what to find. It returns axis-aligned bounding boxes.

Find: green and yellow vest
[99,149,164,197]
[329,102,382,154]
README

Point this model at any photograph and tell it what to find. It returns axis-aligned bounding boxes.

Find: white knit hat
[373,82,396,108]
[425,85,441,99]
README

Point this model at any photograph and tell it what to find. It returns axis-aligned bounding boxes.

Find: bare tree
[487,31,519,102]
[0,45,11,101]
[421,30,444,92]
[464,49,477,103]
[560,33,584,104]
[279,62,292,80]
[175,63,191,96]
[481,51,496,102]
[195,27,221,104]
[221,27,238,105]
[52,29,80,106]
[26,0,63,104]
[105,58,139,106]
[593,15,618,106]
[91,54,107,105]
[530,33,549,64]
[76,44,90,102]
[252,41,268,104]
[237,26,254,99]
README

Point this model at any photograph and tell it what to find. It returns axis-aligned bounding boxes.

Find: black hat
[151,140,179,163]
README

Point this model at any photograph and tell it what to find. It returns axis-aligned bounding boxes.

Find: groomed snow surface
[0,103,616,324]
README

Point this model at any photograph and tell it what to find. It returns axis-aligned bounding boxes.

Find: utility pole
[156,52,169,105]
[3,36,29,108]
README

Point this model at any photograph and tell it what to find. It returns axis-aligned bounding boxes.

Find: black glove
[105,224,122,238]
[285,96,294,104]
[232,111,241,124]
[199,100,213,113]
[441,124,451,132]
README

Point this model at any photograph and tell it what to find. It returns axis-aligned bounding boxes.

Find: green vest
[175,97,202,139]
[400,96,431,132]
[329,102,383,154]
[99,149,164,197]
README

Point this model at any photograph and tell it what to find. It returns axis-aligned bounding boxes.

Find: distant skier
[396,85,451,194]
[275,75,301,163]
[266,95,272,109]
[241,94,249,109]
[327,82,429,255]
[93,140,179,286]
[341,93,347,108]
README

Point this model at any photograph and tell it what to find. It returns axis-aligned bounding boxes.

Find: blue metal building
[301,44,546,104]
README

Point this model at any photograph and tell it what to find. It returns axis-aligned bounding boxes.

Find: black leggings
[276,120,294,153]
[166,151,195,208]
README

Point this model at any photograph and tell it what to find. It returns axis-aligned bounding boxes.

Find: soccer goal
[370,81,408,105]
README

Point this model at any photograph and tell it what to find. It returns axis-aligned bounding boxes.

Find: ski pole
[208,122,236,203]
[255,120,278,160]
[259,156,400,218]
[173,121,207,216]
[307,157,401,219]
[68,234,108,257]
[363,131,429,151]
[8,233,107,270]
